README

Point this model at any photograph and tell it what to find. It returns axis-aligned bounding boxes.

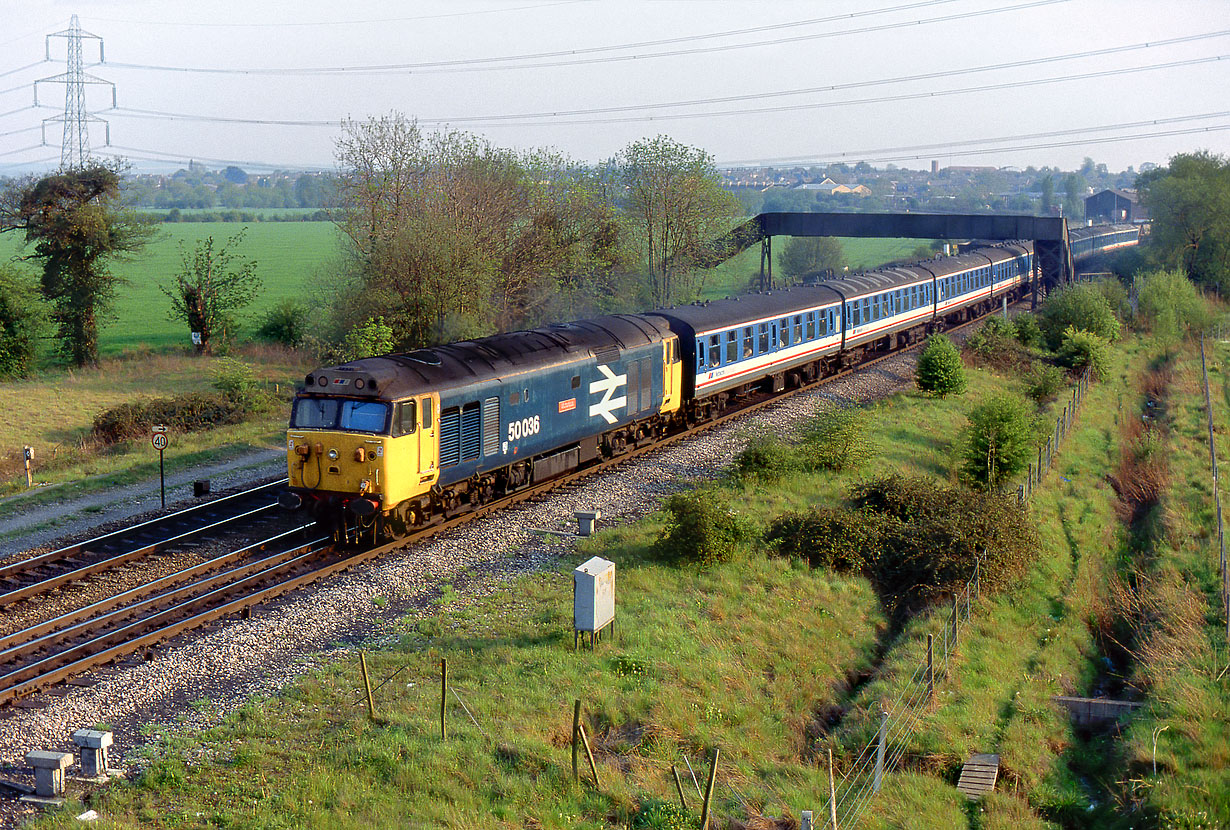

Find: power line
[84,1,582,28]
[98,0,1066,76]
[0,60,50,81]
[100,143,331,172]
[103,52,1230,129]
[718,111,1230,166]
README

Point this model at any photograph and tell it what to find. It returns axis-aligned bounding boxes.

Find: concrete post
[25,751,72,798]
[574,510,601,537]
[71,729,113,779]
[872,710,889,793]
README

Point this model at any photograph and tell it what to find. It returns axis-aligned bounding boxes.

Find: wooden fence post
[828,748,839,829]
[672,765,688,809]
[440,658,447,740]
[360,651,376,721]
[578,722,601,789]
[926,634,934,703]
[700,748,720,829]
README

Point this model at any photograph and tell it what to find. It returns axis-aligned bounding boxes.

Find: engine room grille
[460,402,481,461]
[440,407,461,466]
[483,397,500,456]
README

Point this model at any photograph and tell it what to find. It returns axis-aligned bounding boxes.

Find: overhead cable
[97,0,1066,76]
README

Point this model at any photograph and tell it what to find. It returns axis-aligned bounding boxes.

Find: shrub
[92,393,246,444]
[765,506,883,572]
[1023,361,1066,404]
[256,299,309,347]
[915,333,966,396]
[965,315,1016,359]
[655,489,756,565]
[1013,314,1045,349]
[632,800,691,830]
[1137,268,1215,342]
[1056,326,1111,381]
[797,406,871,472]
[1037,283,1120,348]
[730,433,797,482]
[959,393,1043,489]
[769,475,1038,613]
[0,267,43,379]
[211,357,272,412]
[1095,276,1133,322]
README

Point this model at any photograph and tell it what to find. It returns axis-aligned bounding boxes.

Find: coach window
[806,312,815,340]
[726,330,738,363]
[743,327,753,358]
[696,339,706,370]
[758,323,769,354]
[708,335,721,367]
[779,319,789,349]
[862,298,871,323]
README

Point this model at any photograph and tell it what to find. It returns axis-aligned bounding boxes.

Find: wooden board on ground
[956,753,999,800]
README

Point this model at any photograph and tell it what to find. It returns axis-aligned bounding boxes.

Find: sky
[1,0,1228,175]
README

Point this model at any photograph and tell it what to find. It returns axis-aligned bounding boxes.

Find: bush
[730,433,797,482]
[211,357,271,411]
[1023,361,1066,404]
[1095,276,1133,322]
[915,333,966,396]
[655,489,757,566]
[1013,314,1045,349]
[1137,268,1215,342]
[768,475,1038,613]
[797,406,870,472]
[965,315,1016,359]
[1056,326,1111,381]
[959,393,1043,489]
[92,393,246,444]
[632,800,691,830]
[1038,283,1120,348]
[765,506,883,572]
[0,267,43,379]
[256,299,309,347]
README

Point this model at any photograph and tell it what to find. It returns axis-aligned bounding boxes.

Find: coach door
[419,394,438,478]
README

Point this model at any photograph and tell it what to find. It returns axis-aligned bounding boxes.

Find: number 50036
[507,415,541,442]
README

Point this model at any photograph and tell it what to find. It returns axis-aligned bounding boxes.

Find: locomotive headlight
[327,448,339,460]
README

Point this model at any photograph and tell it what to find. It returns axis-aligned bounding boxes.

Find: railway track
[0,480,289,609]
[0,304,1014,707]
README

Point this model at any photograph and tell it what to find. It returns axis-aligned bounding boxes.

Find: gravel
[0,344,930,829]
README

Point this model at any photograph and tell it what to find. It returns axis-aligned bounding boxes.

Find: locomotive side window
[422,398,432,429]
[708,335,721,367]
[394,401,416,436]
[726,330,737,363]
[510,391,520,406]
[571,375,581,389]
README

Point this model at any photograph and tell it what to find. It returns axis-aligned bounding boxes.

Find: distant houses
[794,177,872,197]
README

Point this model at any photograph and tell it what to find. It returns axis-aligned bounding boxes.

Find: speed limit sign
[152,432,168,450]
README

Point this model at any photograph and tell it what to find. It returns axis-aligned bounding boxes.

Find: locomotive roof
[652,283,844,335]
[303,313,671,400]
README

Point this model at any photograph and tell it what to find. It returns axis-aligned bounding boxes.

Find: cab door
[419,393,439,480]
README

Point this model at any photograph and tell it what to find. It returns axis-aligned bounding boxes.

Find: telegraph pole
[37,15,114,170]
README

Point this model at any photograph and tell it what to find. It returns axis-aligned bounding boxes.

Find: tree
[1040,175,1054,214]
[0,264,44,378]
[1137,151,1230,292]
[616,135,739,307]
[961,393,1041,489]
[0,162,155,366]
[915,334,966,396]
[161,229,261,354]
[333,113,627,347]
[778,236,847,279]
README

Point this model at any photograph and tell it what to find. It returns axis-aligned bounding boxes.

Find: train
[282,223,1139,540]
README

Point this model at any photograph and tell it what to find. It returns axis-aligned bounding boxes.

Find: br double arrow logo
[588,364,627,424]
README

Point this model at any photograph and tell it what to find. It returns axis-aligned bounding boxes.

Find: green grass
[0,345,312,499]
[0,222,344,355]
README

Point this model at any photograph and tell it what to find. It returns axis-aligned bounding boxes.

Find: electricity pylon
[36,15,115,170]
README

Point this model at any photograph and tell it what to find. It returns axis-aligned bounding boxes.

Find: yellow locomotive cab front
[286,393,439,520]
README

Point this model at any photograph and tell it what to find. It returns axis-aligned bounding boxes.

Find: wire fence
[1198,334,1230,641]
[1017,369,1092,506]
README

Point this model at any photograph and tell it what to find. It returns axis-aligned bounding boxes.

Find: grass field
[0,222,346,356]
[0,223,922,357]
